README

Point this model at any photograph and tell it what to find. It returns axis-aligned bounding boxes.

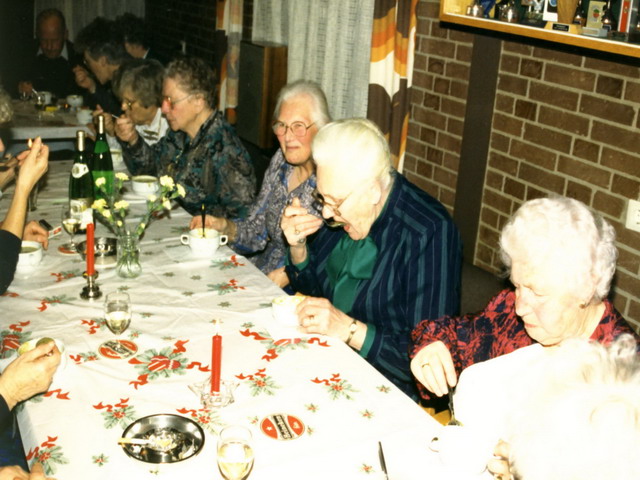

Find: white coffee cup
[76,108,92,124]
[180,228,228,258]
[429,425,493,475]
[131,175,159,196]
[18,241,43,268]
[272,294,306,326]
[40,91,53,105]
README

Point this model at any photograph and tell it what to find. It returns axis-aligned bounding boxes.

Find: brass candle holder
[80,271,102,300]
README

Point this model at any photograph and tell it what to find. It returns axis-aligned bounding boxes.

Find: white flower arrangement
[91,173,184,238]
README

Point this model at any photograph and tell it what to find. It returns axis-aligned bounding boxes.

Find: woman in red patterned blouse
[410,196,639,400]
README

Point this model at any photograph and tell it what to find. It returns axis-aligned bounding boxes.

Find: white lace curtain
[252,0,374,120]
[33,0,145,39]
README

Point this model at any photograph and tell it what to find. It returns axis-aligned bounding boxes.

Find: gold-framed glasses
[122,98,138,110]
[162,94,192,109]
[272,121,315,137]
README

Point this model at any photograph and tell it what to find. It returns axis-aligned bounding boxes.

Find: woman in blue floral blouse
[190,80,330,287]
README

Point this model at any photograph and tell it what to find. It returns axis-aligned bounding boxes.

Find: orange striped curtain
[367,0,418,171]
[216,0,243,124]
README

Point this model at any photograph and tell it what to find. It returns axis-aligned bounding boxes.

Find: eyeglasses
[312,189,351,228]
[272,121,315,137]
[162,94,192,109]
[122,98,138,110]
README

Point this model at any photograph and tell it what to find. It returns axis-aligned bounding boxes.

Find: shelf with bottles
[440,0,640,58]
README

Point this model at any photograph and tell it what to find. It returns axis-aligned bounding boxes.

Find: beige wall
[405,0,640,330]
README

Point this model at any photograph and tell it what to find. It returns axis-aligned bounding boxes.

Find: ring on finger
[297,237,306,244]
[294,229,300,235]
[421,362,430,368]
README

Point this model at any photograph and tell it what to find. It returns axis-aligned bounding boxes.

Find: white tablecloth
[1,160,463,480]
[9,100,90,141]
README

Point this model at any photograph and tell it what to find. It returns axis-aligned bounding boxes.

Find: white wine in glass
[104,292,132,336]
[217,426,254,480]
[61,206,82,253]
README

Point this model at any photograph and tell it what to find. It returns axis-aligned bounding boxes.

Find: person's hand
[17,81,34,95]
[93,106,115,136]
[0,462,55,480]
[23,220,48,249]
[0,157,18,190]
[410,340,457,397]
[487,440,513,480]
[114,114,138,145]
[267,266,289,288]
[73,65,96,93]
[15,137,49,193]
[281,197,323,247]
[296,296,352,340]
[0,341,61,410]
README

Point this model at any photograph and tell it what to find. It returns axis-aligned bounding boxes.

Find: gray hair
[166,57,216,108]
[112,59,164,108]
[508,335,640,480]
[273,80,331,129]
[499,196,617,304]
[312,118,393,189]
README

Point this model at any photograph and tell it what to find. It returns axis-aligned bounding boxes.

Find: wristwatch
[346,320,358,346]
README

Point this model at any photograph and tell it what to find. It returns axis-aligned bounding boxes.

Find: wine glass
[217,425,254,480]
[61,205,82,252]
[104,292,132,337]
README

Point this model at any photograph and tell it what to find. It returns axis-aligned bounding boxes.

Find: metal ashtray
[120,414,205,464]
[77,237,117,267]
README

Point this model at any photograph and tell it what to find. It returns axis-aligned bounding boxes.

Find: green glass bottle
[92,115,114,199]
[69,130,94,232]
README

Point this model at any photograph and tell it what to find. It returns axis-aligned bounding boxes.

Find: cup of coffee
[180,228,228,258]
[18,241,43,268]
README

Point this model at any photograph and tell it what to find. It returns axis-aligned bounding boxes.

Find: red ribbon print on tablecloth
[81,318,101,334]
[44,389,70,400]
[1,291,18,297]
[1,322,31,356]
[240,327,330,361]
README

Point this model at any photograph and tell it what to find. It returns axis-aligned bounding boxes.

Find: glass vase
[116,233,142,279]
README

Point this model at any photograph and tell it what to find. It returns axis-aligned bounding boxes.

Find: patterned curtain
[367,0,417,172]
[216,0,243,124]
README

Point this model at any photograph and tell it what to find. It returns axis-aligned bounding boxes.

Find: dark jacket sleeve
[0,230,22,295]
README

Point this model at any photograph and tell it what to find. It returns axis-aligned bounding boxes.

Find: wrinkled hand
[23,220,49,249]
[281,197,323,247]
[487,440,513,480]
[296,296,351,340]
[15,137,49,193]
[0,462,54,480]
[114,114,138,145]
[0,157,18,190]
[17,81,33,95]
[73,65,95,93]
[267,266,289,288]
[410,341,457,397]
[93,106,115,136]
[189,214,227,232]
[0,341,61,410]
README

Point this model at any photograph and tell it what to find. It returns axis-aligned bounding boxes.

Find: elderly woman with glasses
[190,80,328,287]
[100,59,168,145]
[280,118,462,399]
[115,56,256,218]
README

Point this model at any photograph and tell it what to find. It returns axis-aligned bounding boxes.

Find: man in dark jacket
[17,9,83,99]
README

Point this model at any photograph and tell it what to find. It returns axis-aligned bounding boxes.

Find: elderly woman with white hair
[502,334,640,480]
[281,118,462,399]
[190,80,329,287]
[410,196,638,401]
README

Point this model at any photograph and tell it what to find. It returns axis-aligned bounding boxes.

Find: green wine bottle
[69,130,94,232]
[92,115,114,199]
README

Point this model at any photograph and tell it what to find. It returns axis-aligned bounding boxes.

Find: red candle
[211,333,222,393]
[86,222,95,276]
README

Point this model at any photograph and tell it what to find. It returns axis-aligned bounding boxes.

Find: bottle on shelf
[69,130,94,232]
[92,115,114,199]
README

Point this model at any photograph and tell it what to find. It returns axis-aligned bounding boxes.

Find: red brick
[437,132,462,153]
[572,139,600,163]
[504,177,526,199]
[497,74,528,96]
[529,83,579,111]
[523,124,572,153]
[520,59,543,79]
[625,81,640,103]
[593,190,626,220]
[495,93,515,114]
[538,106,589,136]
[500,54,519,74]
[488,152,519,175]
[519,163,565,193]
[600,147,640,178]
[491,133,510,153]
[596,75,624,98]
[493,113,523,136]
[483,189,514,215]
[544,64,596,92]
[486,170,504,190]
[509,140,557,170]
[565,180,592,205]
[584,57,640,78]
[514,100,536,120]
[557,156,612,188]
[531,47,582,67]
[611,174,640,199]
[580,95,635,126]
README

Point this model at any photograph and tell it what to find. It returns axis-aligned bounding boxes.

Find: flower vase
[116,233,142,279]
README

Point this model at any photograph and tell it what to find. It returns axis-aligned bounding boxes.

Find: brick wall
[406,0,640,330]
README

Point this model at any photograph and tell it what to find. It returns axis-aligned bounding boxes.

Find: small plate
[121,414,205,464]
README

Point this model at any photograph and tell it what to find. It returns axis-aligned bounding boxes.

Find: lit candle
[211,322,222,394]
[86,222,95,276]
[27,138,33,148]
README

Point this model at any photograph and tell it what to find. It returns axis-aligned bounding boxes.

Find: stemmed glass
[61,205,82,252]
[104,292,132,337]
[217,425,254,480]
